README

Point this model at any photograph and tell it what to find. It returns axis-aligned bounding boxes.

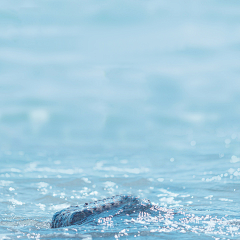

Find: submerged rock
[51,195,154,228]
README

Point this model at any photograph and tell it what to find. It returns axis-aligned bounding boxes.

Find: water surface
[0,0,240,239]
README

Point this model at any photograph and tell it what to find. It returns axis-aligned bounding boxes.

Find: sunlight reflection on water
[1,0,240,239]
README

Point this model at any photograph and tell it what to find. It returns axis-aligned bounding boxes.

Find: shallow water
[1,0,240,239]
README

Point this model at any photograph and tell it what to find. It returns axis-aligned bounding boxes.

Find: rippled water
[1,0,240,239]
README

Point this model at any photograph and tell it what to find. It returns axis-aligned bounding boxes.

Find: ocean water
[1,0,240,239]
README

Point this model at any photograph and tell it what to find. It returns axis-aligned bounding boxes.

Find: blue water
[1,0,240,239]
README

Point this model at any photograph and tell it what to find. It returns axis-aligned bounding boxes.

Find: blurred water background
[0,0,240,239]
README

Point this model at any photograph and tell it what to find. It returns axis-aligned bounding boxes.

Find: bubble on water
[225,139,231,144]
[29,109,49,125]
[231,133,237,139]
[180,194,190,198]
[204,195,213,200]
[0,180,13,186]
[182,112,205,124]
[190,141,196,146]
[89,191,98,196]
[94,161,149,174]
[104,181,116,188]
[159,196,181,205]
[25,165,83,175]
[120,159,128,164]
[158,188,178,197]
[9,198,24,205]
[26,162,38,171]
[18,151,24,156]
[219,198,233,202]
[10,168,21,173]
[36,203,46,211]
[233,171,240,176]
[36,182,49,188]
[0,234,11,240]
[49,203,70,211]
[82,177,91,183]
[5,151,12,155]
[230,155,240,163]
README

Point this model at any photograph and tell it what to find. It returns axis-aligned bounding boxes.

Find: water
[0,0,240,239]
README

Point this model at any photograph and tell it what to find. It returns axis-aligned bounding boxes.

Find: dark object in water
[51,195,152,228]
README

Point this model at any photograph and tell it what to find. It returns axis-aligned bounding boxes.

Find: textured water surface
[1,0,240,239]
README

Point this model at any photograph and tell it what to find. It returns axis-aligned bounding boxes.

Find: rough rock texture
[51,195,153,228]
